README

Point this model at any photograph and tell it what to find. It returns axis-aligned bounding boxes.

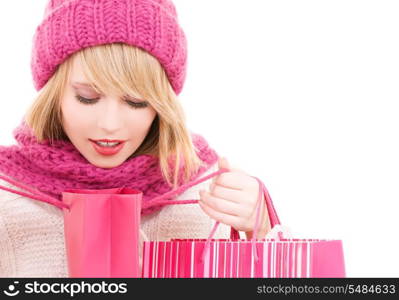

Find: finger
[209,182,246,204]
[212,172,245,191]
[198,198,242,229]
[199,190,242,216]
[209,182,259,220]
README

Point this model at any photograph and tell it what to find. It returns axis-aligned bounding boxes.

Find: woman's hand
[199,157,271,239]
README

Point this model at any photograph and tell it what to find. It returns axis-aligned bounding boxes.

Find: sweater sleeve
[0,176,20,277]
[0,210,15,277]
[0,174,68,278]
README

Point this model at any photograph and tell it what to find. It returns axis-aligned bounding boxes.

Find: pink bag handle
[201,176,282,263]
[0,167,231,211]
[0,165,282,263]
[141,168,230,208]
[0,174,70,210]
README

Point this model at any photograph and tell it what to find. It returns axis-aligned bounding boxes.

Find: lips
[90,139,126,156]
[91,139,125,143]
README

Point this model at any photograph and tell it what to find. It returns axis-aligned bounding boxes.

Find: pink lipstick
[89,139,126,156]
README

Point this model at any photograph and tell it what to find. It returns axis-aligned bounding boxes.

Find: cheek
[127,111,156,135]
[61,98,88,131]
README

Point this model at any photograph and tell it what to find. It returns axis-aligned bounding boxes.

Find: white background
[1,0,398,277]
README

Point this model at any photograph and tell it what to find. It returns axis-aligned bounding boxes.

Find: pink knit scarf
[0,120,223,216]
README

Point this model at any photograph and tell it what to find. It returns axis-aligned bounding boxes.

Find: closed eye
[74,95,149,109]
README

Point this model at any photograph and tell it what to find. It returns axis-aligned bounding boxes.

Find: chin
[100,162,123,169]
[97,164,117,169]
[87,158,124,169]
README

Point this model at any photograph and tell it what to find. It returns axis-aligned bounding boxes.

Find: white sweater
[0,163,237,277]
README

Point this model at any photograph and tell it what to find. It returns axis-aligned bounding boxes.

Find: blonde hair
[25,43,205,189]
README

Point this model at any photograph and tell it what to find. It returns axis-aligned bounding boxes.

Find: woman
[0,0,270,277]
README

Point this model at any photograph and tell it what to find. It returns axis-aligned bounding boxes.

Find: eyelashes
[74,95,149,109]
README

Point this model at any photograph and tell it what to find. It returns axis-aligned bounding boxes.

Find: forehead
[68,56,102,92]
[66,52,143,99]
[70,57,90,84]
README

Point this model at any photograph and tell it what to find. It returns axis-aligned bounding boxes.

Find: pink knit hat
[31,0,188,95]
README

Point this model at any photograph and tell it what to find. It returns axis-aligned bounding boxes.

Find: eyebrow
[70,82,143,101]
[71,82,102,93]
[71,82,95,87]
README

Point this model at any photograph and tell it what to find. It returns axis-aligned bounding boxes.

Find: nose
[96,97,124,133]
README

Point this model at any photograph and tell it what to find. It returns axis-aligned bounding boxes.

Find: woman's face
[60,57,157,168]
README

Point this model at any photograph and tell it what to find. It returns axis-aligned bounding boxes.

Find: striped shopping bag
[142,177,346,278]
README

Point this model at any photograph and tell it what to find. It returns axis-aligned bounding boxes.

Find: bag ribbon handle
[0,165,282,263]
[0,167,232,211]
[200,176,283,263]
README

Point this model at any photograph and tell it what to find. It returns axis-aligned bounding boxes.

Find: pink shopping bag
[61,187,142,278]
[0,175,143,278]
[142,177,346,278]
